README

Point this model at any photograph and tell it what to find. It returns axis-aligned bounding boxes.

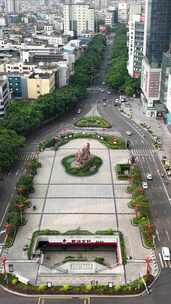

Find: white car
[162,247,170,261]
[76,108,81,114]
[126,131,132,136]
[142,181,148,190]
[147,173,152,180]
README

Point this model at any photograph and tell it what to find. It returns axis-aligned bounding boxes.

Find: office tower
[143,0,171,67]
[95,0,108,10]
[141,0,171,118]
[128,14,144,78]
[118,2,129,23]
[63,3,95,35]
[6,0,20,13]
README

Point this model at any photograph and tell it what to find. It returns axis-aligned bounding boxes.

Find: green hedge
[62,155,102,176]
[41,132,126,152]
[5,159,41,248]
[75,116,111,128]
[0,273,154,295]
[127,166,153,248]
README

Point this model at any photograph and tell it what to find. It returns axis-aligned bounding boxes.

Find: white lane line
[165,230,170,241]
[158,252,164,268]
[156,229,161,242]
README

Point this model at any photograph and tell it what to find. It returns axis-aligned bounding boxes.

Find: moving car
[147,173,152,180]
[162,247,170,261]
[126,130,132,136]
[76,108,81,114]
[142,181,148,190]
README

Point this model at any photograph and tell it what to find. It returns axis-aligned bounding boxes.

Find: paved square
[8,138,151,285]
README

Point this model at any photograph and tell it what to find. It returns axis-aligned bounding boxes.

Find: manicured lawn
[75,116,111,128]
[62,155,102,176]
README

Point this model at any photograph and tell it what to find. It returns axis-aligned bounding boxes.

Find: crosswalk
[158,252,171,269]
[18,152,38,161]
[0,244,8,273]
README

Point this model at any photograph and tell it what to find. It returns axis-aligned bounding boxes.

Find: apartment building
[63,3,95,35]
[127,14,144,78]
[27,73,55,99]
[141,0,171,117]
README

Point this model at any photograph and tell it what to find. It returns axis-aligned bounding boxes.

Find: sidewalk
[127,98,171,162]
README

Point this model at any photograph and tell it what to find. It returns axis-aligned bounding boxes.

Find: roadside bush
[38,284,47,291]
[11,277,18,285]
[94,257,105,265]
[16,175,34,196]
[62,284,70,292]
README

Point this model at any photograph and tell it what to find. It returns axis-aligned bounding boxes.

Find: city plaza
[7,137,152,285]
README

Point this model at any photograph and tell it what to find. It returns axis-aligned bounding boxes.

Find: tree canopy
[0,34,106,172]
[105,26,140,96]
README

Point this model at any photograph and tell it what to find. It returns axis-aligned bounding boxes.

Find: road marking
[155,229,161,242]
[165,230,170,241]
[158,252,164,268]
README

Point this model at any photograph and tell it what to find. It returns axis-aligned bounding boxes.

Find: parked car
[162,247,170,261]
[142,181,148,190]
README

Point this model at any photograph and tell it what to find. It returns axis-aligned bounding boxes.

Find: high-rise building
[143,0,171,67]
[63,3,95,35]
[95,0,108,10]
[127,14,144,78]
[118,2,129,23]
[141,0,171,117]
[6,0,20,13]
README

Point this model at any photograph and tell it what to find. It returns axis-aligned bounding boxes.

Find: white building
[127,14,144,78]
[5,0,20,13]
[63,3,95,35]
[118,2,128,24]
[95,0,108,10]
[166,73,171,114]
[141,57,161,117]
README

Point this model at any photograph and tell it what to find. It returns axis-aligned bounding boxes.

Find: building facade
[27,73,55,99]
[128,14,144,78]
[63,3,95,35]
[141,0,171,117]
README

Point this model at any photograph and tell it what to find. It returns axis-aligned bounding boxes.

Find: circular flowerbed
[75,116,111,128]
[62,155,102,176]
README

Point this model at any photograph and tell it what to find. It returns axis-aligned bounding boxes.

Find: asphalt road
[98,100,171,250]
[1,35,171,303]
